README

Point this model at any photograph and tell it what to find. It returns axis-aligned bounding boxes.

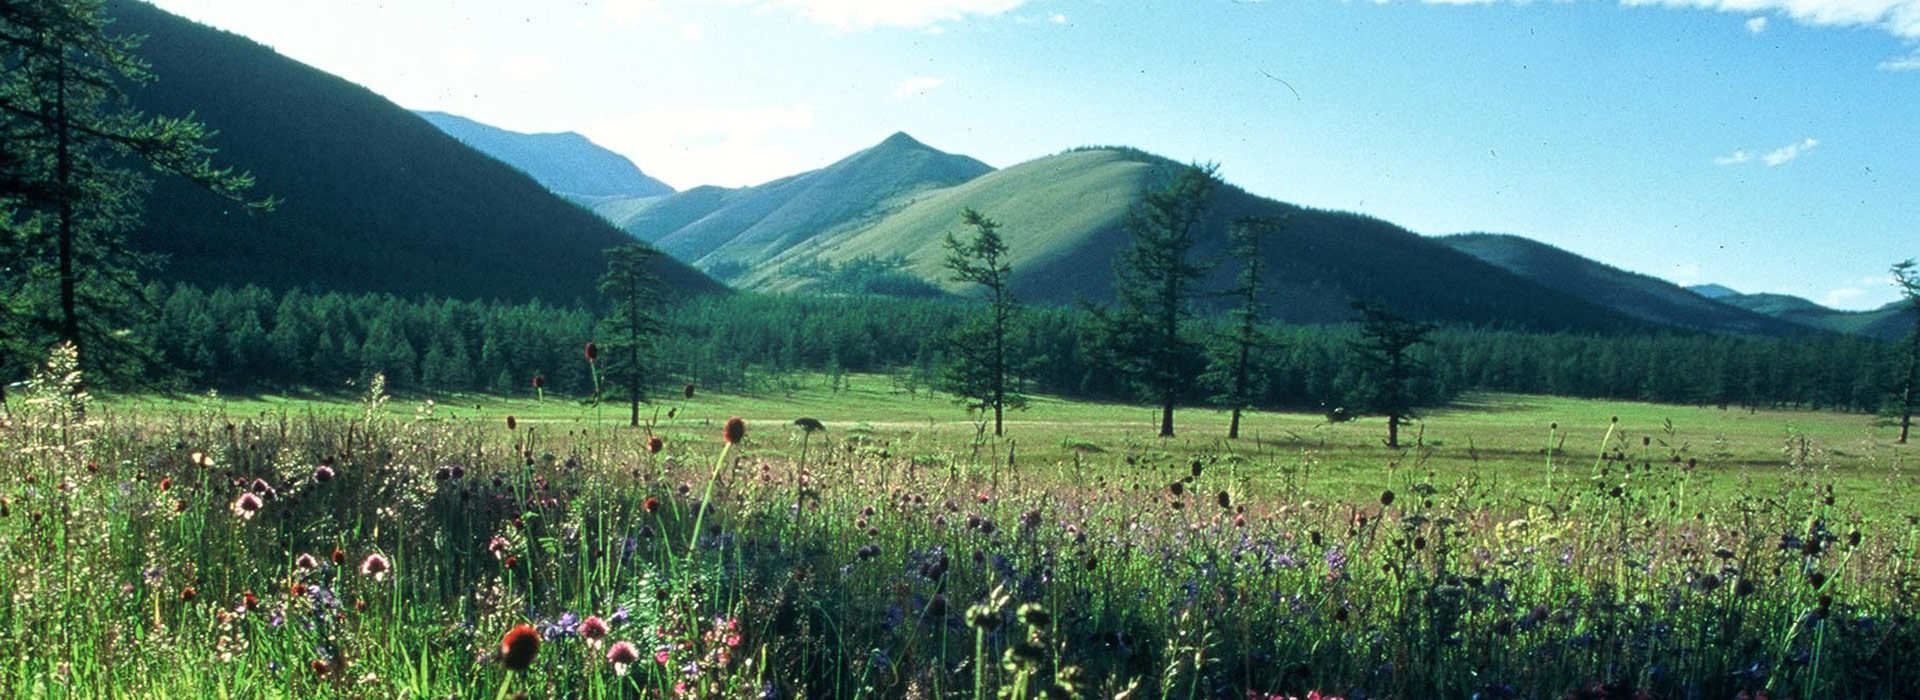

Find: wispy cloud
[1762,137,1819,166]
[891,76,945,99]
[734,0,1034,30]
[1745,16,1769,33]
[1391,0,1920,39]
[1714,137,1819,167]
[1882,48,1920,70]
[1713,150,1751,165]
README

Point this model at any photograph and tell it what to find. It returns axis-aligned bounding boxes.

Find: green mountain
[1439,234,1805,336]
[590,131,994,281]
[1705,290,1910,340]
[108,0,720,303]
[414,110,675,199]
[642,143,1647,330]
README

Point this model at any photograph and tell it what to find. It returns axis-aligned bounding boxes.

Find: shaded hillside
[1712,291,1910,340]
[735,147,1646,330]
[590,132,994,281]
[109,0,720,303]
[1440,234,1805,336]
[415,111,674,199]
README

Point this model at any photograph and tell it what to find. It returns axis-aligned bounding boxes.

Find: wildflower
[580,616,610,644]
[531,375,547,390]
[1018,603,1052,629]
[157,477,172,492]
[507,415,518,431]
[724,416,746,445]
[180,587,197,602]
[250,478,273,495]
[242,591,259,611]
[488,536,510,559]
[499,624,541,672]
[584,341,599,363]
[312,465,335,482]
[310,659,330,677]
[359,553,391,581]
[1380,490,1395,507]
[648,436,664,454]
[607,641,641,674]
[1217,491,1231,509]
[683,383,696,399]
[643,497,661,514]
[232,492,264,520]
[331,547,346,565]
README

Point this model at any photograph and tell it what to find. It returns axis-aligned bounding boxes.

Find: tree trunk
[1387,413,1400,449]
[55,52,79,355]
[628,282,641,428]
[1901,328,1916,443]
[1228,408,1242,440]
[1160,401,1174,438]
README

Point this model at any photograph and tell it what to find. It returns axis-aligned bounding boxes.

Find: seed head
[499,624,541,672]
[584,341,598,364]
[683,383,696,399]
[359,553,391,581]
[606,640,640,667]
[232,493,264,520]
[724,416,746,445]
[580,615,610,641]
[647,436,664,454]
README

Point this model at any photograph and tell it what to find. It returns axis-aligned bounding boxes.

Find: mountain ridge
[414,110,676,199]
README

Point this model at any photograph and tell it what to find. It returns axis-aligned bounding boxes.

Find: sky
[140,0,1919,310]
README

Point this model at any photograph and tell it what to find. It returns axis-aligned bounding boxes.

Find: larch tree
[598,243,666,427]
[1351,300,1436,449]
[1204,216,1286,439]
[941,207,1027,436]
[1099,162,1219,437]
[0,0,268,383]
[1893,259,1919,444]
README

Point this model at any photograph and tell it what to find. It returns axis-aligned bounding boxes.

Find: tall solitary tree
[1099,162,1219,437]
[1350,300,1436,449]
[941,208,1026,436]
[598,243,666,427]
[1203,216,1285,439]
[1,0,268,380]
[1893,259,1919,444]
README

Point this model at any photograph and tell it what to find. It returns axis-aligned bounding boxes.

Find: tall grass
[0,350,1914,699]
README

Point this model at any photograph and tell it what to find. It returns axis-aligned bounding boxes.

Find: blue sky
[143,0,1918,310]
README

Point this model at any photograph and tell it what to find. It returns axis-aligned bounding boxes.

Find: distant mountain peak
[877,131,926,149]
[1687,283,1741,299]
[414,110,674,199]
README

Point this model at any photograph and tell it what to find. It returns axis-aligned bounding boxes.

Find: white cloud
[586,103,820,189]
[1394,0,1920,39]
[601,0,665,27]
[1713,150,1751,165]
[1746,15,1769,32]
[891,76,944,99]
[1822,286,1867,306]
[1881,47,1920,70]
[500,55,553,81]
[1671,262,1704,283]
[681,22,705,41]
[1050,12,1068,23]
[1762,137,1819,165]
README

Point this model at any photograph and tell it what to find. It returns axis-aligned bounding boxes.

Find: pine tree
[1097,162,1219,437]
[598,243,666,427]
[0,0,268,382]
[1351,300,1436,449]
[940,208,1027,436]
[1203,216,1284,439]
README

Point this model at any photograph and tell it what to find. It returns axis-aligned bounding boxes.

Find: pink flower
[359,553,391,581]
[232,493,264,520]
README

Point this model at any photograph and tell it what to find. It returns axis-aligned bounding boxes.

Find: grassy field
[110,374,1915,515]
[2,368,1910,699]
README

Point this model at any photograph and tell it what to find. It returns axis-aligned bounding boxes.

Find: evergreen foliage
[940,208,1028,436]
[598,244,667,426]
[1203,216,1285,439]
[1350,301,1438,448]
[1096,163,1219,437]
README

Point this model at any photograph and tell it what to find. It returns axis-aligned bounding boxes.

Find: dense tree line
[0,282,1893,416]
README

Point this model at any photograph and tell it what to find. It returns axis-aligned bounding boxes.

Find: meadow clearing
[3,366,1915,699]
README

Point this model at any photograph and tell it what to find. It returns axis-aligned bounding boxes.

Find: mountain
[1711,292,1910,340]
[609,142,1649,330]
[1687,284,1740,300]
[589,132,995,281]
[1438,234,1806,336]
[107,0,720,303]
[414,111,675,199]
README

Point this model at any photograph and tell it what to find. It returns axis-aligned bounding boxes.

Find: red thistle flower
[647,436,664,454]
[157,477,172,493]
[499,624,541,672]
[606,640,640,665]
[531,374,547,389]
[180,587,197,602]
[309,659,330,677]
[359,553,391,581]
[683,382,696,399]
[291,582,308,597]
[232,492,264,520]
[488,536,511,559]
[643,496,661,514]
[584,342,599,363]
[724,416,746,445]
[580,615,610,642]
[506,415,518,431]
[312,465,335,482]
[331,547,346,565]
[242,591,260,610]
